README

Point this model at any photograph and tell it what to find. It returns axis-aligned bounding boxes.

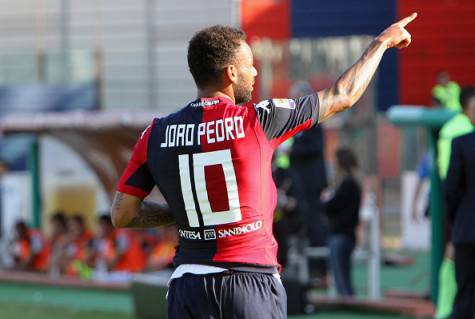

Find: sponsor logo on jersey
[204,229,217,240]
[217,220,263,238]
[190,100,220,107]
[179,229,202,240]
[255,100,271,113]
[272,98,296,110]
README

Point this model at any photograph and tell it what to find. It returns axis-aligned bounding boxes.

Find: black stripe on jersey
[146,105,218,265]
[188,153,205,227]
[125,163,155,193]
[254,94,320,141]
[147,116,191,228]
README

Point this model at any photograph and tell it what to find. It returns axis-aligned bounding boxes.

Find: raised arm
[111,192,176,228]
[317,13,417,122]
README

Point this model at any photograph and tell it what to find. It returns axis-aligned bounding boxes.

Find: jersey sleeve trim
[270,118,313,149]
[117,183,150,199]
[116,121,156,200]
[253,93,320,149]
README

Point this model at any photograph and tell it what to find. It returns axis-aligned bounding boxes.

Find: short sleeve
[254,94,319,148]
[117,121,156,199]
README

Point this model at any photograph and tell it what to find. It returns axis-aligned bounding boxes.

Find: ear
[224,65,238,84]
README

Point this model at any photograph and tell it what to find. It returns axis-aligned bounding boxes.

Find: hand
[377,12,417,49]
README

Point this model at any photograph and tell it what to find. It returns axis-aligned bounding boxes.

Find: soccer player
[63,215,94,277]
[111,13,417,318]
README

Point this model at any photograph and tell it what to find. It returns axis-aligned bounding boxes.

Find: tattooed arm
[317,12,417,123]
[110,192,175,228]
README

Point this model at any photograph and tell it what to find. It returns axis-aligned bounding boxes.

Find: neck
[197,87,235,104]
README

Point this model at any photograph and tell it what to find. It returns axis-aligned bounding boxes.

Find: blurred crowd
[6,212,177,280]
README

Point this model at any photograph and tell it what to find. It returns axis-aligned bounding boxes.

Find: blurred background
[0,0,474,318]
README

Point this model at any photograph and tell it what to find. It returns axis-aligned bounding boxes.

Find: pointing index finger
[398,12,418,27]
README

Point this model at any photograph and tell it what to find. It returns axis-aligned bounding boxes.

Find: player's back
[118,94,319,269]
[147,97,277,268]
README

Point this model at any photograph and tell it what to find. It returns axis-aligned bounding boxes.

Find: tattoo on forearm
[125,201,175,228]
[113,193,125,213]
[319,39,387,122]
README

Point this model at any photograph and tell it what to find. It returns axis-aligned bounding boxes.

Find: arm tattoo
[112,193,125,213]
[318,39,387,123]
[125,201,175,228]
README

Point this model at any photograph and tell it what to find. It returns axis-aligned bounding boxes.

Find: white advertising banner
[1,172,32,237]
[401,171,431,250]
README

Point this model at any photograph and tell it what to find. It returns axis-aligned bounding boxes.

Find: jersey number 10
[178,149,242,228]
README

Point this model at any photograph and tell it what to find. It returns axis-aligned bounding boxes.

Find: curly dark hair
[188,25,246,89]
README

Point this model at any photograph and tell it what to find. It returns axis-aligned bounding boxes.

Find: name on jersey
[178,220,263,240]
[161,116,245,148]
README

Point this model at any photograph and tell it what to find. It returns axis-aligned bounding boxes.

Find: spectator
[63,214,94,277]
[91,215,146,275]
[411,151,431,221]
[445,89,475,319]
[48,212,69,276]
[140,229,160,257]
[436,87,475,318]
[289,81,328,278]
[322,148,361,296]
[273,139,304,267]
[439,87,475,179]
[9,220,49,272]
[432,72,461,112]
[49,211,68,246]
[146,226,178,271]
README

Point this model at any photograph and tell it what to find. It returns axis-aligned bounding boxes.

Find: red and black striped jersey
[118,94,319,269]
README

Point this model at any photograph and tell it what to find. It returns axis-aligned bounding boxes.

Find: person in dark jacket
[322,147,361,296]
[289,81,328,278]
[445,89,475,319]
